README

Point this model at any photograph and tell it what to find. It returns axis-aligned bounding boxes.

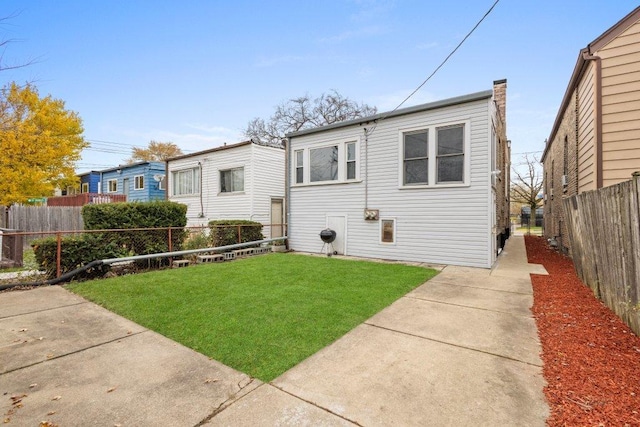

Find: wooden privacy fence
[5,205,84,247]
[563,174,640,335]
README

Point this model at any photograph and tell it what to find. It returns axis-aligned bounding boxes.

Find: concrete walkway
[1,235,549,426]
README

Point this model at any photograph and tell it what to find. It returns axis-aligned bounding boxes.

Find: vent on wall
[561,175,568,187]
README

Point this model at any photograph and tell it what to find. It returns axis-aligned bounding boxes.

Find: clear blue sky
[2,0,638,172]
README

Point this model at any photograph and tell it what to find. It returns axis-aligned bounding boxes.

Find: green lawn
[68,253,436,381]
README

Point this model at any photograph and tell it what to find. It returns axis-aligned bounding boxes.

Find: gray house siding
[167,142,285,237]
[288,95,496,268]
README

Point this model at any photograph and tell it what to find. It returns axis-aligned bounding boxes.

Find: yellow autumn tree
[126,140,183,163]
[0,82,87,205]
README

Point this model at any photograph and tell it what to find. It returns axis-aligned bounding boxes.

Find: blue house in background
[79,171,101,193]
[100,161,166,202]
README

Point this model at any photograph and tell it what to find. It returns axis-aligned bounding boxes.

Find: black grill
[319,228,338,256]
[320,228,336,243]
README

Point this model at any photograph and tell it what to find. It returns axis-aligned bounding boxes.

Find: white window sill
[399,182,469,190]
[170,194,200,198]
[217,191,246,196]
[292,179,362,188]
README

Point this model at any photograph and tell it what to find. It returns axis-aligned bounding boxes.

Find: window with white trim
[172,167,200,196]
[436,125,464,183]
[220,167,244,193]
[107,179,117,193]
[403,131,429,185]
[346,142,356,180]
[294,140,358,185]
[380,219,396,244]
[400,122,468,188]
[81,183,89,193]
[134,175,144,190]
[295,150,304,184]
[310,145,338,182]
[158,175,166,191]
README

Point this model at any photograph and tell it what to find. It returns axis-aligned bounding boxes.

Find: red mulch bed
[525,235,640,426]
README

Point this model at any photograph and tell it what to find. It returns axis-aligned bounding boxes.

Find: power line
[383,0,500,119]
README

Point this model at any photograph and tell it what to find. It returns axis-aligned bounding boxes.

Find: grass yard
[68,253,436,381]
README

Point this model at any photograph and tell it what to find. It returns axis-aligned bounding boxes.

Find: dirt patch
[525,235,640,426]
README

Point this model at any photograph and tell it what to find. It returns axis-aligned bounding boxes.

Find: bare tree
[0,12,39,73]
[245,90,377,147]
[511,154,544,234]
[126,141,183,163]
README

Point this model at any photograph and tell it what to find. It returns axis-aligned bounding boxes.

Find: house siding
[598,19,640,187]
[289,97,496,268]
[167,143,285,238]
[543,6,640,255]
[100,162,165,202]
[577,63,597,193]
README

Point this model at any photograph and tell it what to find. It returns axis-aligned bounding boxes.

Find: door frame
[325,214,347,255]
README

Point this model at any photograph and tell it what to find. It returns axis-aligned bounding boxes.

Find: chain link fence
[0,224,287,288]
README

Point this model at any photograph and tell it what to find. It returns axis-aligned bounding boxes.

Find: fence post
[237,225,242,244]
[56,232,62,278]
[168,227,173,252]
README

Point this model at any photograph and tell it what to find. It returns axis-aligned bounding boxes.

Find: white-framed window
[107,179,117,193]
[159,175,166,191]
[81,183,89,193]
[399,121,469,188]
[380,218,396,244]
[172,167,200,196]
[220,167,244,193]
[403,130,429,185]
[295,150,304,184]
[310,145,338,183]
[436,124,464,183]
[346,142,356,180]
[294,139,359,185]
[134,175,144,190]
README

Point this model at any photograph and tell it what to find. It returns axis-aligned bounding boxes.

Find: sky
[2,0,639,173]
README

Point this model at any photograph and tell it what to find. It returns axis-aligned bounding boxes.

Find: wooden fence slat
[564,175,640,335]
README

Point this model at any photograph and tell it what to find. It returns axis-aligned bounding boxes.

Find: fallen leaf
[29,383,37,388]
[47,411,56,416]
[107,387,116,393]
[204,378,219,384]
[10,394,27,402]
[51,396,61,401]
[4,418,11,424]
[46,354,54,359]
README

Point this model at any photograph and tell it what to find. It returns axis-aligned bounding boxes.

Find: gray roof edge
[285,90,493,138]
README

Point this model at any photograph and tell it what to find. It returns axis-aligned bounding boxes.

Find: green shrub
[31,234,128,280]
[82,201,188,266]
[208,220,264,248]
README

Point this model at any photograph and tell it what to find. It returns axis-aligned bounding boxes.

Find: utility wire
[381,0,500,121]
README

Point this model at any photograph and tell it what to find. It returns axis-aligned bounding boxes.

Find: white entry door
[326,215,346,255]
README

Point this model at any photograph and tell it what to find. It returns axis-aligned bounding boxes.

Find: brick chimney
[493,79,507,129]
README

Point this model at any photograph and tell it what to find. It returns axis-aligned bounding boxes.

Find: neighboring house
[542,5,640,253]
[286,80,510,269]
[166,141,285,237]
[48,171,121,206]
[100,161,166,202]
[79,171,101,194]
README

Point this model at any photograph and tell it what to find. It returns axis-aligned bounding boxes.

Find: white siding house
[286,83,510,268]
[166,141,285,238]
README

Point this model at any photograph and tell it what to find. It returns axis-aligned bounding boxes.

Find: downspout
[284,138,290,249]
[197,161,204,217]
[582,50,603,188]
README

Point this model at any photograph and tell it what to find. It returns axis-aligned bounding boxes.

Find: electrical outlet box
[364,209,379,221]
